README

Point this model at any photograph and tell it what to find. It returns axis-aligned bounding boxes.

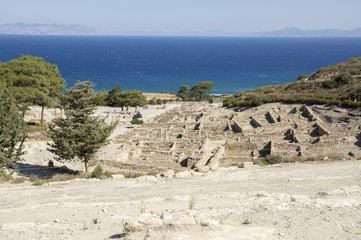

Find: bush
[148,98,157,105]
[245,95,266,106]
[11,177,26,184]
[323,73,353,89]
[350,69,360,75]
[264,89,274,94]
[131,119,144,125]
[297,75,307,80]
[333,73,353,85]
[265,154,283,164]
[348,88,361,101]
[91,164,103,178]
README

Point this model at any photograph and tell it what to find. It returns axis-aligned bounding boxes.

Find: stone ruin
[107,102,361,172]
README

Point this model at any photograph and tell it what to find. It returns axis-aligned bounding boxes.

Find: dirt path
[0,160,360,239]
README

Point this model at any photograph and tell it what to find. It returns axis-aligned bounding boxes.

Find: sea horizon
[1,35,361,94]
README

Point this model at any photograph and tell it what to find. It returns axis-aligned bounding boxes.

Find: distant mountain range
[247,27,361,37]
[1,23,361,37]
[0,23,107,36]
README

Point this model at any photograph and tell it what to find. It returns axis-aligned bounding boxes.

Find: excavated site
[1,102,361,240]
[101,102,361,174]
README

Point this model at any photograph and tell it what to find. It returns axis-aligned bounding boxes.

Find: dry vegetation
[224,57,361,108]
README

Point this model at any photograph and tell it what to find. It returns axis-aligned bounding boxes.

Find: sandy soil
[0,160,360,240]
[143,93,177,100]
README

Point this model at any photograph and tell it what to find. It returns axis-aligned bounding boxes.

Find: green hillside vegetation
[223,57,361,108]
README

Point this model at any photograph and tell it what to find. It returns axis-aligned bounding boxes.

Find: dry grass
[48,173,79,182]
[11,177,26,184]
[28,173,81,186]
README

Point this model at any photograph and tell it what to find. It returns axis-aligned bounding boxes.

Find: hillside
[224,57,361,108]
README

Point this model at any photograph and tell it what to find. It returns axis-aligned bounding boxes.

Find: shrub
[131,119,144,125]
[322,80,338,89]
[48,173,79,182]
[297,75,307,80]
[348,88,361,101]
[244,95,266,106]
[91,164,104,178]
[148,98,156,105]
[333,73,353,85]
[253,158,267,166]
[264,89,274,94]
[350,69,360,75]
[265,154,283,164]
[342,100,361,108]
[324,73,353,89]
[11,177,26,184]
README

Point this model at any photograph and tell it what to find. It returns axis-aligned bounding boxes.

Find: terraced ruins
[100,102,361,174]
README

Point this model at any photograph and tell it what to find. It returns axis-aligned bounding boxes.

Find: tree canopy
[177,81,215,101]
[48,81,116,172]
[0,88,27,169]
[0,55,66,121]
[106,85,148,107]
[0,55,65,105]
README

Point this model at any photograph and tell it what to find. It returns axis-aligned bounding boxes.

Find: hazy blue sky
[1,0,360,33]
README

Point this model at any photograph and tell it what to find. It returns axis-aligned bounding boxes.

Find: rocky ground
[1,102,360,239]
[0,160,360,240]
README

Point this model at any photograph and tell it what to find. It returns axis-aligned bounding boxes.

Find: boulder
[241,161,254,169]
[111,174,125,179]
[123,214,162,232]
[161,210,196,228]
[174,170,193,179]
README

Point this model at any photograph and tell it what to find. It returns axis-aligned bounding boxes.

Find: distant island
[247,27,361,38]
[1,23,361,37]
[0,23,107,36]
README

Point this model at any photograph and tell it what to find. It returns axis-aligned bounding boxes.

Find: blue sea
[1,35,361,94]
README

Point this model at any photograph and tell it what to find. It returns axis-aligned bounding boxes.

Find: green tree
[190,81,215,101]
[94,88,108,106]
[0,55,65,123]
[107,89,148,107]
[106,85,123,106]
[48,81,116,172]
[0,88,27,169]
[177,85,191,101]
[148,97,157,105]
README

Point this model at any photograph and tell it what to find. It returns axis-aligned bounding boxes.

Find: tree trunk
[85,161,88,173]
[40,106,45,124]
[22,105,28,118]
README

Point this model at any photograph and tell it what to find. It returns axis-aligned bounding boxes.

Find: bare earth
[0,160,360,240]
[1,102,361,239]
[143,93,177,100]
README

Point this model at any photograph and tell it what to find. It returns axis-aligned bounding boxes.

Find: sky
[1,0,361,33]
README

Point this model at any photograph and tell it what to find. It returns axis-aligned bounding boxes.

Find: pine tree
[0,88,27,169]
[0,55,66,122]
[47,81,116,172]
